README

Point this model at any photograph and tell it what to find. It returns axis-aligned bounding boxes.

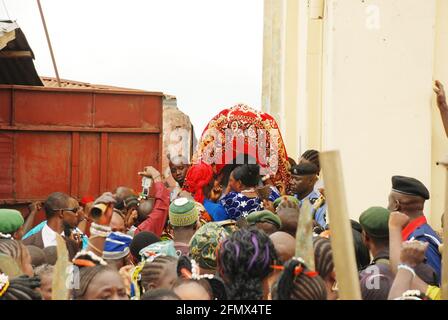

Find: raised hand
[389,211,410,230]
[138,166,162,182]
[434,80,448,111]
[400,241,428,268]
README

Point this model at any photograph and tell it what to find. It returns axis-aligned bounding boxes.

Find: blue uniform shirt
[406,222,442,282]
[294,190,328,229]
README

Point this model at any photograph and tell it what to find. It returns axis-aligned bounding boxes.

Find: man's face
[169,161,189,186]
[62,198,80,229]
[289,174,316,197]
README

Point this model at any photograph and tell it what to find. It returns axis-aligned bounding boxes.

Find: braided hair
[71,252,112,300]
[217,228,277,300]
[140,255,177,291]
[0,239,28,273]
[301,150,320,172]
[176,255,228,300]
[0,275,42,300]
[72,265,111,299]
[313,237,334,280]
[276,258,327,300]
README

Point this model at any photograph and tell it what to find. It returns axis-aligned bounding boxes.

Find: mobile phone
[141,177,153,198]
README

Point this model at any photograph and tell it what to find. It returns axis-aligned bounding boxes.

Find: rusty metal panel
[0,132,13,198]
[70,132,80,197]
[141,95,163,130]
[94,93,162,129]
[106,133,160,192]
[0,88,12,125]
[14,132,71,199]
[78,133,100,199]
[14,90,93,126]
[0,85,163,215]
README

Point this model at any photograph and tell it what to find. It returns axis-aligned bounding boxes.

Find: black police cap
[391,175,430,200]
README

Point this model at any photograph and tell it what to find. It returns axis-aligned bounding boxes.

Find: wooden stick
[295,198,315,270]
[438,160,448,300]
[36,0,61,87]
[52,234,69,300]
[320,150,361,300]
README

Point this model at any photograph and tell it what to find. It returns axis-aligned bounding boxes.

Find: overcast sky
[2,0,264,133]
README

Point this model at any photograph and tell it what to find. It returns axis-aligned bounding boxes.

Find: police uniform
[290,164,328,229]
[392,176,442,281]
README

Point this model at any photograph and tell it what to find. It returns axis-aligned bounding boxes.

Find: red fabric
[193,104,290,187]
[80,196,95,206]
[401,216,427,241]
[183,162,214,203]
[135,182,170,237]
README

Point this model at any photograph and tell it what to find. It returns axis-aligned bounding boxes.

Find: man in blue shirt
[387,175,442,282]
[289,163,328,229]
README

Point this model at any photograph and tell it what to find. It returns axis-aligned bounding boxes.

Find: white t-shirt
[42,223,58,248]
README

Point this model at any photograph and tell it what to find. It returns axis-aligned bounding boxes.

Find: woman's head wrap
[183,162,214,203]
[189,222,229,270]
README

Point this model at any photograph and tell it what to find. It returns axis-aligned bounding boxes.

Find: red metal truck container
[0,83,163,223]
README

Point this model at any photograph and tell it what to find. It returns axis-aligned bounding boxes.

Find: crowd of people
[0,81,447,301]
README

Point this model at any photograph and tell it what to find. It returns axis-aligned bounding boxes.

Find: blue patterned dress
[220,187,280,220]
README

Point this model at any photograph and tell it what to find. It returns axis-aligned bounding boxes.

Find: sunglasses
[53,207,81,214]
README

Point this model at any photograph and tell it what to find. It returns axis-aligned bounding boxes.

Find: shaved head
[388,191,425,215]
[114,186,137,210]
[269,232,296,264]
[137,199,155,223]
[277,208,299,237]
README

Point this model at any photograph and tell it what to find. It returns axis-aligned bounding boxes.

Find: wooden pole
[436,159,448,300]
[36,0,61,87]
[320,150,361,300]
[295,198,315,270]
[52,234,69,300]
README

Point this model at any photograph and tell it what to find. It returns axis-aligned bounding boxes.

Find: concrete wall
[263,0,448,223]
[322,0,436,219]
[431,0,448,227]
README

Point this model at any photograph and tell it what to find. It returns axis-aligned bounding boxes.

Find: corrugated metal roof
[42,77,172,99]
[0,21,43,86]
[41,76,146,92]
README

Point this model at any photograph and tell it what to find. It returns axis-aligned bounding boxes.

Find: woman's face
[228,173,241,193]
[38,273,53,300]
[83,269,129,300]
[209,180,223,202]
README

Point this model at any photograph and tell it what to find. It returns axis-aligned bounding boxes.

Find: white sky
[1,0,264,133]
